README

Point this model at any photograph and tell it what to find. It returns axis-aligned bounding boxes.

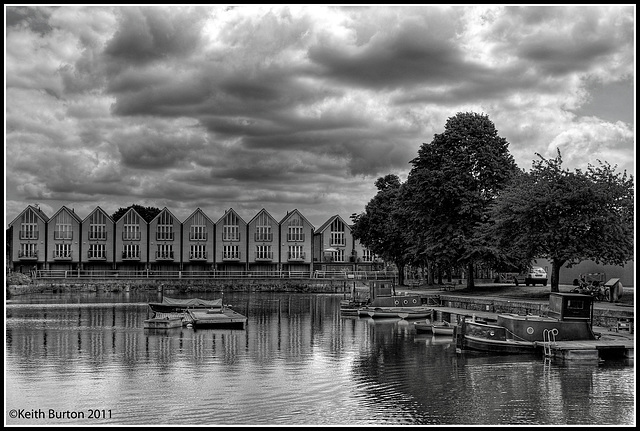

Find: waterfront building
[114,207,148,273]
[280,209,314,274]
[313,214,354,273]
[47,206,82,272]
[9,204,631,285]
[81,206,115,271]
[149,207,181,273]
[247,208,279,273]
[181,208,215,273]
[216,208,247,273]
[8,205,49,273]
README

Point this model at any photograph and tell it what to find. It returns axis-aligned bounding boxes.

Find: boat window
[566,300,584,310]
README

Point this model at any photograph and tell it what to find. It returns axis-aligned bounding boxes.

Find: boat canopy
[160,297,223,308]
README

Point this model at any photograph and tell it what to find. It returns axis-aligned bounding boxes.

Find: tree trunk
[427,260,435,285]
[396,262,405,286]
[466,261,475,289]
[550,258,565,293]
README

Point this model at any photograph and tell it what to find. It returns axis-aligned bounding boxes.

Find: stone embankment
[7,278,352,297]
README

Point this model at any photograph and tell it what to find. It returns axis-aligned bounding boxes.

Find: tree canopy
[486,149,635,292]
[351,174,411,286]
[112,204,161,223]
[403,112,519,288]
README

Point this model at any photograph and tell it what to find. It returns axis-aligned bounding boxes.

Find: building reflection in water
[5,292,635,425]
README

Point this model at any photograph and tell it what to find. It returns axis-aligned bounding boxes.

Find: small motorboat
[414,319,433,333]
[366,307,433,320]
[148,297,223,313]
[432,321,455,336]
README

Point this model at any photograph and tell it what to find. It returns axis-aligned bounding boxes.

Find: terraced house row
[7,205,382,275]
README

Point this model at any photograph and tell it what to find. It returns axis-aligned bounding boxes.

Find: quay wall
[7,278,351,296]
[433,294,634,329]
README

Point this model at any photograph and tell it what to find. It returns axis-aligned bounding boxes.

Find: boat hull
[414,320,433,333]
[459,316,596,354]
[362,307,432,320]
[432,323,455,336]
[149,297,223,313]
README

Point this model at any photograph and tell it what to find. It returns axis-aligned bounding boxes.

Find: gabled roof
[48,205,83,224]
[82,206,115,224]
[315,214,351,233]
[115,207,148,224]
[247,208,278,226]
[8,204,50,226]
[279,209,315,230]
[215,208,247,225]
[150,207,182,224]
[183,208,215,225]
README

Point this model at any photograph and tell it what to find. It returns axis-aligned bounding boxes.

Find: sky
[4,5,636,229]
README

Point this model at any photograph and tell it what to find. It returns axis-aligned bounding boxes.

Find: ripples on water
[5,291,635,425]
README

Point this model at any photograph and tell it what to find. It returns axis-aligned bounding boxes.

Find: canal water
[5,291,635,426]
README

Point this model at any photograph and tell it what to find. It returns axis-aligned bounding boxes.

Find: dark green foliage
[112,204,162,223]
[404,112,519,288]
[487,149,634,291]
[351,174,411,286]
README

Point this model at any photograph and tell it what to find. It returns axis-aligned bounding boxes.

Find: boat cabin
[547,292,593,321]
[367,280,423,307]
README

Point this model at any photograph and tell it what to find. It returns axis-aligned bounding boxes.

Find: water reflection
[5,292,635,425]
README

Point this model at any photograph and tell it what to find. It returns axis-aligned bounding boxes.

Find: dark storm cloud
[307,11,479,90]
[5,6,55,35]
[115,127,207,169]
[4,5,635,227]
[104,6,207,66]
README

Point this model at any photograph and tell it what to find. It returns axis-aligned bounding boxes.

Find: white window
[122,244,140,258]
[287,215,304,241]
[256,245,273,260]
[54,243,72,258]
[156,211,174,241]
[330,218,345,246]
[255,212,272,241]
[223,245,240,260]
[223,212,240,241]
[362,249,374,262]
[288,245,304,260]
[89,211,107,240]
[20,209,39,239]
[19,243,37,258]
[190,244,207,259]
[55,211,73,240]
[123,212,141,240]
[156,244,173,259]
[88,244,106,259]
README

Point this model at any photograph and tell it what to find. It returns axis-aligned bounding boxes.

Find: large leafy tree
[487,150,634,292]
[351,174,411,286]
[404,112,519,289]
[112,204,161,223]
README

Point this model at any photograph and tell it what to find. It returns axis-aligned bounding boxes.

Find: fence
[33,269,399,282]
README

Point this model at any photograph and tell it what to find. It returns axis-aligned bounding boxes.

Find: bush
[6,272,32,286]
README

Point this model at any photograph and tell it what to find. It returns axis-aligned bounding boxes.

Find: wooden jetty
[187,308,247,329]
[535,326,634,361]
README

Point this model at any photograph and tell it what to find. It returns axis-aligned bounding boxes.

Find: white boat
[366,307,433,320]
[432,321,455,336]
[414,319,433,333]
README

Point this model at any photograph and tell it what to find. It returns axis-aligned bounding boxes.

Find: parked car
[514,266,548,286]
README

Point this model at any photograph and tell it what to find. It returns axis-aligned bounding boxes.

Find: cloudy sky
[4,5,635,228]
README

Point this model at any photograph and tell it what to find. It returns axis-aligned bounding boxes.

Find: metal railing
[33,269,399,281]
